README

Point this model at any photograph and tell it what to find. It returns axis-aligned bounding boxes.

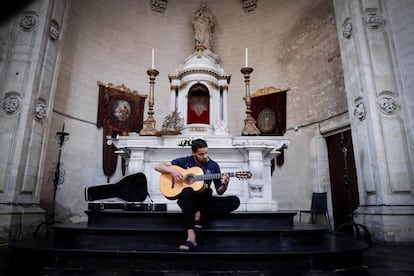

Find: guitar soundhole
[184,174,195,185]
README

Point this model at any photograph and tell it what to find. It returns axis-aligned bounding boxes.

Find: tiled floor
[0,242,413,275]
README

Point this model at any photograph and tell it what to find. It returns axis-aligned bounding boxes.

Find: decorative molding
[170,68,230,82]
[96,81,146,97]
[342,17,352,39]
[251,86,290,97]
[34,98,47,120]
[354,98,367,121]
[214,119,230,135]
[19,11,38,32]
[364,9,384,29]
[49,19,60,41]
[150,0,168,13]
[242,0,258,12]
[1,92,22,116]
[378,93,398,115]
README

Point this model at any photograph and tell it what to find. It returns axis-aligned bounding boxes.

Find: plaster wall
[42,0,346,223]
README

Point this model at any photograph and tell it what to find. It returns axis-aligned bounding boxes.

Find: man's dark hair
[191,138,208,152]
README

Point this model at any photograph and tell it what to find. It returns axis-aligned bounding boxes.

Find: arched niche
[187,83,210,125]
[168,50,230,135]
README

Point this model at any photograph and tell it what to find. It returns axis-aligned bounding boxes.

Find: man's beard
[196,157,209,164]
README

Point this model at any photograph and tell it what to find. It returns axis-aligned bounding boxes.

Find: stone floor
[0,241,413,275]
[357,242,414,276]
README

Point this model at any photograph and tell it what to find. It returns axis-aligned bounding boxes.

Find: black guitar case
[85,173,167,211]
[85,173,148,202]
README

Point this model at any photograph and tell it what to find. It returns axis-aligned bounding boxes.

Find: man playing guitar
[155,138,240,251]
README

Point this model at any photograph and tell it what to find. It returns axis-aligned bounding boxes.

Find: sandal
[179,240,197,251]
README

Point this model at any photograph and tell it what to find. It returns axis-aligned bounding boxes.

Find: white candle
[151,48,154,69]
[245,48,248,67]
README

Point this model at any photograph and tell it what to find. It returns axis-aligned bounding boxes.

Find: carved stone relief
[343,17,352,39]
[49,19,60,41]
[378,92,398,115]
[364,9,384,29]
[1,92,22,116]
[354,98,367,121]
[19,11,38,32]
[150,0,168,13]
[34,98,47,120]
[242,0,258,12]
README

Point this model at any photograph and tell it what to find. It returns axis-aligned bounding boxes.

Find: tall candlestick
[245,48,248,67]
[151,48,154,69]
[241,66,260,136]
[140,69,159,136]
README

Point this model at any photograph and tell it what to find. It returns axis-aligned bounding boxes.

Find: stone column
[333,0,414,242]
[0,0,68,240]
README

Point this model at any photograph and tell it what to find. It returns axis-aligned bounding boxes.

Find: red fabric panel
[187,93,209,124]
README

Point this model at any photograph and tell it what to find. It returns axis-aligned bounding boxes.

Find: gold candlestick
[241,67,260,136]
[140,69,159,136]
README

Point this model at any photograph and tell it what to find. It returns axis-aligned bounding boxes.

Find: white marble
[108,135,289,212]
[168,49,231,135]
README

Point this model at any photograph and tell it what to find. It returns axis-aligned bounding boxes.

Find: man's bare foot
[194,211,202,228]
[179,229,197,251]
[179,240,197,251]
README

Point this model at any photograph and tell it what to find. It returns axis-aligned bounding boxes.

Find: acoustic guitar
[159,165,252,199]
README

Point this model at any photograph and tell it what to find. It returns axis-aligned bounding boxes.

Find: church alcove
[187,83,210,125]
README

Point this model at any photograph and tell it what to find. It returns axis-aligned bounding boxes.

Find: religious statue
[192,4,214,50]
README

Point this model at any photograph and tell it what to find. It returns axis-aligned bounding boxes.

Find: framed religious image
[251,87,289,136]
[112,100,131,123]
[96,81,147,178]
[257,107,276,134]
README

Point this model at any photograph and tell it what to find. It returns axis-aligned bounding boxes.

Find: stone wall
[1,0,411,243]
[0,0,68,240]
[41,0,347,224]
[333,0,414,242]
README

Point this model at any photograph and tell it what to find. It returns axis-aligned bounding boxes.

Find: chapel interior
[0,0,413,274]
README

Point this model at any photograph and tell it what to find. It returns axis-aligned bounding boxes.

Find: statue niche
[167,4,230,135]
[187,83,210,125]
[192,4,214,51]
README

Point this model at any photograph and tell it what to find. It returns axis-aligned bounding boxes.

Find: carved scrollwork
[19,11,38,32]
[364,10,384,29]
[1,92,22,116]
[34,98,47,120]
[49,19,60,41]
[242,0,258,12]
[150,0,168,13]
[354,99,367,121]
[343,17,352,39]
[378,95,398,115]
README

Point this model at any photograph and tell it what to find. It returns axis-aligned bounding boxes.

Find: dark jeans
[177,187,240,230]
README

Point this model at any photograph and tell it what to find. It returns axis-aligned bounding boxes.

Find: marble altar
[108,135,289,212]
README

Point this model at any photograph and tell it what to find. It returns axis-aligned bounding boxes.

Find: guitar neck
[194,172,235,182]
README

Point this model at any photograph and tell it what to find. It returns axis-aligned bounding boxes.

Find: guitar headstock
[235,171,252,179]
